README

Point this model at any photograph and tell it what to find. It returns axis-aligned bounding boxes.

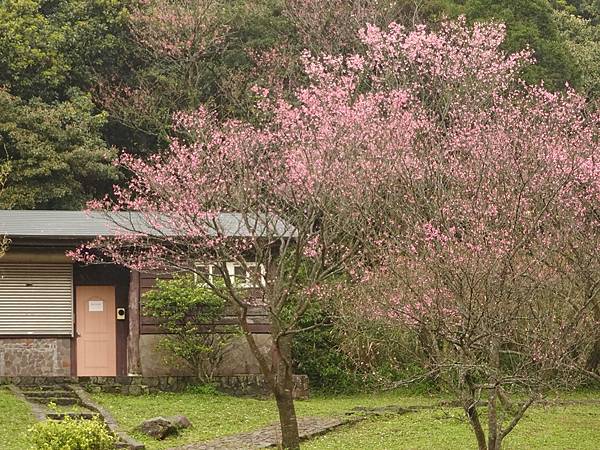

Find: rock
[168,415,192,429]
[138,417,176,440]
[348,405,409,416]
[128,385,142,396]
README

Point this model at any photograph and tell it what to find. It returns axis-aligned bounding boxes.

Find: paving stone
[167,416,356,450]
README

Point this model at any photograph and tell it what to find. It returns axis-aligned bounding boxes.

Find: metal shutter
[0,264,73,335]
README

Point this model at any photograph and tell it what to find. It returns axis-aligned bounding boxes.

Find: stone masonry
[0,338,71,376]
[0,374,310,399]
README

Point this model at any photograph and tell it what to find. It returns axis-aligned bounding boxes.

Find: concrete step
[46,412,96,420]
[23,391,79,398]
[19,384,70,391]
[27,396,81,406]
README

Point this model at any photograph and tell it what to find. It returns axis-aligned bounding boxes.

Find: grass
[90,389,437,449]
[88,389,600,450]
[2,385,599,449]
[305,403,600,450]
[0,387,36,449]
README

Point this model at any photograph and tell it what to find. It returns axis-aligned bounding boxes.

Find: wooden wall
[138,272,270,334]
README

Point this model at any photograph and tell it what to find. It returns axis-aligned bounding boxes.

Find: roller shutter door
[0,264,73,335]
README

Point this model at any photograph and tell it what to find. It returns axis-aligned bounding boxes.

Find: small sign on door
[89,300,104,312]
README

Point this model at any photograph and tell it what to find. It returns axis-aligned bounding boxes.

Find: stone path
[168,416,363,450]
[8,384,144,450]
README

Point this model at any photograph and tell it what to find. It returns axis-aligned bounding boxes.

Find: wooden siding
[139,272,270,334]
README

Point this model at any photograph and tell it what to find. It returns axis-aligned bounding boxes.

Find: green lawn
[89,389,600,450]
[0,387,36,449]
[3,385,599,450]
[91,390,437,449]
[305,403,600,450]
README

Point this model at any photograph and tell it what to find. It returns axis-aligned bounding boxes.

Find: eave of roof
[0,210,295,239]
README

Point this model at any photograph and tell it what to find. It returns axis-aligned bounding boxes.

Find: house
[0,210,271,378]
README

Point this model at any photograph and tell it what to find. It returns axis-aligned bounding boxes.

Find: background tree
[553,8,600,99]
[0,89,118,209]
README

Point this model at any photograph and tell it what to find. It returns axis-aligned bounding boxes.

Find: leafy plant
[29,416,116,450]
[143,274,238,382]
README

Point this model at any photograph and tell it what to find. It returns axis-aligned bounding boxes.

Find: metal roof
[0,210,293,239]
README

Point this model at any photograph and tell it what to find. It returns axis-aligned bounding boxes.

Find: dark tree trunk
[465,401,487,450]
[272,335,300,450]
[275,384,300,450]
[239,312,300,450]
[586,340,600,372]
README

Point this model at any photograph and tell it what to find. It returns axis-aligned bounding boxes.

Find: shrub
[293,300,436,394]
[143,274,238,382]
[29,416,116,450]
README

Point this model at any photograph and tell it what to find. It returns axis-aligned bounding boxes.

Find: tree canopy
[0,0,598,208]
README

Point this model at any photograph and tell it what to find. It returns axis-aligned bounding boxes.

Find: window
[193,264,221,284]
[194,262,263,287]
[230,262,263,287]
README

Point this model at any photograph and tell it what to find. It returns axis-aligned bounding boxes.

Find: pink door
[76,286,117,376]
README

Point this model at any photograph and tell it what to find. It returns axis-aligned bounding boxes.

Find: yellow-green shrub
[29,415,116,450]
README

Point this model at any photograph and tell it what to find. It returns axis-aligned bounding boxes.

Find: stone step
[27,396,81,406]
[19,384,70,391]
[23,391,79,398]
[46,412,96,420]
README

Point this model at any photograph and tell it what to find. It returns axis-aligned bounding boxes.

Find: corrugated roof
[0,210,293,239]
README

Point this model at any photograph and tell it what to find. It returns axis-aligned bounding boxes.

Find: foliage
[554,9,600,99]
[292,301,424,393]
[99,0,295,148]
[291,303,367,393]
[185,383,222,395]
[564,0,600,23]
[143,275,236,382]
[0,89,118,209]
[28,416,116,450]
[445,0,581,90]
[0,0,131,102]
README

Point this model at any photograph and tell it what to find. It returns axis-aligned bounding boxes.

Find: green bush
[143,274,238,382]
[292,303,376,393]
[29,416,116,450]
[292,301,437,394]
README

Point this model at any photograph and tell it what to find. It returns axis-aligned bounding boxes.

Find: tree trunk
[238,313,300,450]
[275,384,300,450]
[272,334,300,450]
[465,402,488,450]
[488,340,500,450]
[586,340,600,372]
[488,386,498,450]
[586,299,600,372]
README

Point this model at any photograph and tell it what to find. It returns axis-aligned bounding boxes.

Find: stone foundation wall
[0,374,310,400]
[0,338,71,376]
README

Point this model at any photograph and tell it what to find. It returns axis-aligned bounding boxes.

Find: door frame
[72,264,130,377]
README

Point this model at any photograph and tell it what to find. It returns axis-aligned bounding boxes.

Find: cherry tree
[72,40,425,450]
[339,20,600,450]
[74,17,600,449]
